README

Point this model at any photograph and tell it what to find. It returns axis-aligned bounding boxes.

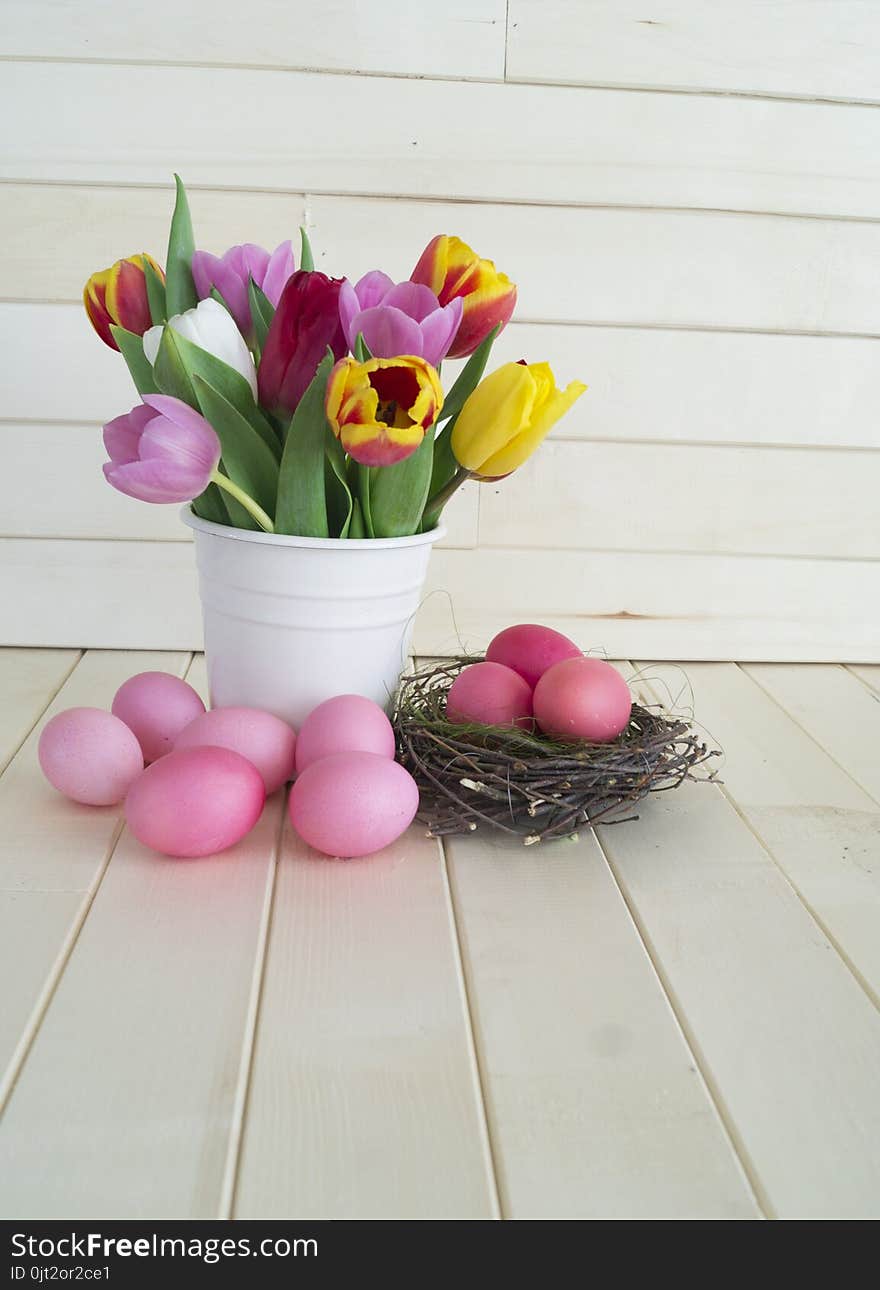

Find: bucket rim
[180,505,446,551]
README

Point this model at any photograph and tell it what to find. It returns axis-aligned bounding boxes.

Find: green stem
[211,470,275,533]
[424,465,473,524]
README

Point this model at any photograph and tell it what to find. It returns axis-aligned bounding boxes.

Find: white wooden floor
[1,649,879,1220]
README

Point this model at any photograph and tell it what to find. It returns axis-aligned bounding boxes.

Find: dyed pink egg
[295,694,395,774]
[446,661,533,729]
[486,623,581,689]
[112,671,206,763]
[534,657,632,743]
[174,706,296,794]
[125,746,265,857]
[38,707,144,806]
[289,751,419,858]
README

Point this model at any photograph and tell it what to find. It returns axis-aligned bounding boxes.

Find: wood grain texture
[444,827,759,1217]
[3,62,879,217]
[0,798,284,1218]
[743,663,880,804]
[0,648,79,773]
[507,1,880,102]
[1,1,507,79]
[0,650,187,1109]
[478,440,880,558]
[593,758,880,1218]
[10,304,880,450]
[234,823,497,1219]
[3,540,879,662]
[637,662,880,1001]
[849,665,880,695]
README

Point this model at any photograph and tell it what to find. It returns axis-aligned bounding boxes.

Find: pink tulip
[103,395,221,504]
[338,271,463,366]
[191,241,295,338]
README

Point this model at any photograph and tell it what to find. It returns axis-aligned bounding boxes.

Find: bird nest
[393,656,721,844]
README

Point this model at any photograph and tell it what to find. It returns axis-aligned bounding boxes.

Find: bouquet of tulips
[84,176,586,538]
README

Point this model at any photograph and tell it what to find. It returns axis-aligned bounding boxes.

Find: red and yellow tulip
[325,355,444,467]
[410,235,516,359]
[83,254,164,350]
[452,361,586,478]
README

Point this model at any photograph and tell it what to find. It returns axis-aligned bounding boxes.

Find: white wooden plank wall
[1,2,878,660]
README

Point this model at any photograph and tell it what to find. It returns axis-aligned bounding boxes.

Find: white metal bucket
[181,507,445,728]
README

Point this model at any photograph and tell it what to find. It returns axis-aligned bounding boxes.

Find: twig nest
[392,656,721,845]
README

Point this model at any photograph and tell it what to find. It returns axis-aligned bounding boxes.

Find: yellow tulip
[325,354,443,466]
[451,361,586,478]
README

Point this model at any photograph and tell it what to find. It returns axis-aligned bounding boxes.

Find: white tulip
[143,298,258,400]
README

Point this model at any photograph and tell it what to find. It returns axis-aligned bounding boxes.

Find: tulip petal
[417,297,463,367]
[338,279,362,350]
[477,378,587,478]
[142,392,217,440]
[341,421,425,467]
[142,324,163,367]
[451,362,536,471]
[381,281,440,323]
[355,306,425,360]
[261,240,296,305]
[83,270,116,348]
[104,458,210,504]
[139,413,221,477]
[410,235,447,297]
[354,270,395,310]
[103,403,156,466]
[447,280,517,359]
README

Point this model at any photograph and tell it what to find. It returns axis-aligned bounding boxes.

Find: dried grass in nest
[393,656,722,844]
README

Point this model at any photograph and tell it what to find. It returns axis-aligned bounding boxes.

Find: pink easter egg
[175,706,296,794]
[289,751,419,858]
[112,671,206,763]
[125,746,265,858]
[38,707,143,806]
[533,656,633,744]
[446,661,533,729]
[486,623,581,689]
[295,694,396,774]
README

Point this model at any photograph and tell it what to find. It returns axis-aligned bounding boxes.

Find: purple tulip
[191,241,295,338]
[103,395,221,504]
[338,270,463,366]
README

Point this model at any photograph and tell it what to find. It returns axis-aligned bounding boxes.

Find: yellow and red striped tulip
[325,355,443,467]
[452,361,586,478]
[410,235,516,358]
[83,254,164,350]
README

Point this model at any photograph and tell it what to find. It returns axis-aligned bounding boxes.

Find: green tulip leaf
[325,429,353,538]
[209,286,232,315]
[152,326,197,405]
[348,498,366,539]
[110,324,159,396]
[353,332,373,363]
[428,418,458,498]
[143,256,167,326]
[299,226,315,273]
[357,463,375,537]
[436,324,499,424]
[163,328,281,461]
[275,353,333,537]
[191,482,232,525]
[164,174,198,317]
[248,277,275,355]
[370,425,436,538]
[192,375,280,515]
